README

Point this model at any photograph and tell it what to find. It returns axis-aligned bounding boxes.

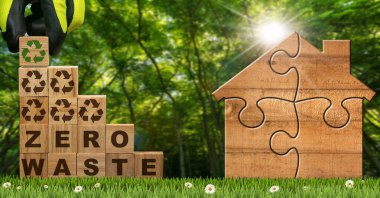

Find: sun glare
[256,21,291,46]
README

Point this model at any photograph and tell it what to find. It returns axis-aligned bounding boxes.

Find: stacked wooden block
[19,37,163,178]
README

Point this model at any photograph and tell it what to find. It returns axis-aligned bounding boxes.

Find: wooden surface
[106,124,134,153]
[213,32,375,178]
[78,95,106,125]
[49,97,78,125]
[19,67,48,97]
[77,153,106,177]
[48,66,78,97]
[48,153,77,177]
[20,154,48,178]
[78,125,106,153]
[49,125,77,153]
[19,37,49,67]
[20,97,49,125]
[106,153,135,177]
[135,152,164,178]
[20,124,49,153]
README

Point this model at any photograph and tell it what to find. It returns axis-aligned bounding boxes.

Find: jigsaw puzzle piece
[270,98,363,178]
[213,33,300,128]
[225,98,299,178]
[270,35,375,128]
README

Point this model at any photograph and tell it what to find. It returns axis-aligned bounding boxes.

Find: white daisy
[269,185,280,193]
[94,183,101,188]
[2,182,11,188]
[43,184,48,189]
[74,186,83,193]
[16,186,22,190]
[184,182,193,188]
[205,184,216,194]
[345,180,354,188]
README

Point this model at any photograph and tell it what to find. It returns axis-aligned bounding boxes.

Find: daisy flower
[2,182,11,189]
[184,182,193,188]
[345,180,354,188]
[43,185,48,189]
[17,186,22,190]
[74,186,83,193]
[205,184,216,194]
[269,185,280,193]
[94,183,101,188]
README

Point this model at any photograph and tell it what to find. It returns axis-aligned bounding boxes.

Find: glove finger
[66,0,85,33]
[40,0,67,55]
[26,2,46,36]
[0,0,28,53]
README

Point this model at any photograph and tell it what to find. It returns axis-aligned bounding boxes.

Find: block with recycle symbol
[49,66,78,97]
[78,95,106,125]
[19,67,48,96]
[20,97,48,124]
[19,37,49,67]
[49,97,77,125]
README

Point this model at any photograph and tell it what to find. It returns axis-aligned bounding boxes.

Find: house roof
[213,32,375,102]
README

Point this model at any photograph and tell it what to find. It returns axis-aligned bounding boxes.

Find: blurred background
[0,0,379,177]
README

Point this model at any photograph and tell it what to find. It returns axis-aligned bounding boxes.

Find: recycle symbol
[21,70,46,93]
[79,99,103,123]
[21,99,46,122]
[50,70,75,94]
[50,99,75,123]
[21,40,46,63]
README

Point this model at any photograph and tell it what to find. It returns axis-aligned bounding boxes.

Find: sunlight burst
[256,21,291,46]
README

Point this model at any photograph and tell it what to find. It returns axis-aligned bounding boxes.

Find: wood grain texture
[20,154,48,178]
[48,153,76,177]
[49,125,77,153]
[134,152,164,178]
[19,67,48,96]
[19,37,49,67]
[78,95,106,125]
[214,33,375,178]
[49,97,78,125]
[48,66,78,97]
[20,97,48,124]
[106,153,135,177]
[20,124,49,153]
[77,153,105,177]
[106,124,134,153]
[78,125,106,153]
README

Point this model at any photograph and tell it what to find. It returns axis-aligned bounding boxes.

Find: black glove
[0,0,85,56]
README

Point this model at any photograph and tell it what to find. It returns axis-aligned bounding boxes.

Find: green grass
[0,176,379,197]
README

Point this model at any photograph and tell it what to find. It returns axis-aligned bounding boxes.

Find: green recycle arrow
[22,40,46,63]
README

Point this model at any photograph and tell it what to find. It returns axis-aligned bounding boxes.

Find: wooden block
[78,125,105,153]
[48,153,76,177]
[20,124,48,153]
[49,97,77,125]
[20,97,48,125]
[19,67,48,96]
[77,153,105,177]
[19,37,49,67]
[20,154,48,178]
[135,152,164,178]
[106,154,134,177]
[106,124,134,153]
[49,125,77,153]
[78,95,106,125]
[48,66,78,97]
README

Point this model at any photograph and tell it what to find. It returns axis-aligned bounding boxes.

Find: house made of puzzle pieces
[213,32,375,178]
[19,37,164,178]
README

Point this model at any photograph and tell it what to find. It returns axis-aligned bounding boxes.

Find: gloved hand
[0,0,85,56]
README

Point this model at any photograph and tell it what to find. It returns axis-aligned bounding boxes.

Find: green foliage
[0,177,380,197]
[0,0,378,177]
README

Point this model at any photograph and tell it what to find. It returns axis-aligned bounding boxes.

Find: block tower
[19,37,163,178]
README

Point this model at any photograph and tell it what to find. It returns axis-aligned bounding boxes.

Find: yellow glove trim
[67,0,85,33]
[0,0,13,32]
[52,0,67,33]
